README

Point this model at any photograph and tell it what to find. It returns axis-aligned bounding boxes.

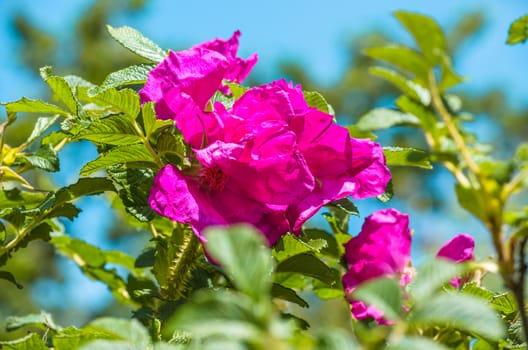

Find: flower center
[199,165,228,192]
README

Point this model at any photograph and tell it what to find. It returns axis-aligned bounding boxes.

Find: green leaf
[23,143,59,172]
[81,318,150,350]
[383,147,432,169]
[53,177,115,207]
[0,332,48,350]
[0,188,45,209]
[506,15,528,45]
[276,252,339,285]
[141,102,173,137]
[273,233,327,262]
[0,271,23,289]
[1,98,68,116]
[455,183,486,221]
[312,279,345,300]
[40,66,79,114]
[74,115,142,145]
[410,259,464,301]
[353,278,402,321]
[394,11,447,65]
[107,165,155,222]
[80,144,156,176]
[377,179,394,203]
[302,229,339,258]
[26,116,61,145]
[91,64,156,94]
[460,282,494,301]
[223,82,249,100]
[205,225,273,300]
[410,293,505,340]
[326,198,359,216]
[395,95,437,132]
[106,25,167,62]
[89,88,140,118]
[363,45,429,81]
[165,289,262,341]
[439,53,465,91]
[490,292,517,315]
[357,108,419,131]
[316,328,360,350]
[44,202,81,221]
[369,66,431,105]
[52,326,119,350]
[271,283,309,308]
[6,310,61,331]
[387,336,451,350]
[304,91,335,115]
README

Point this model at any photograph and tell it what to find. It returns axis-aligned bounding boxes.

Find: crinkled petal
[148,164,288,245]
[139,48,228,114]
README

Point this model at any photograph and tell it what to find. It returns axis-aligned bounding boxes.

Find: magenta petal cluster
[436,233,475,288]
[143,32,390,245]
[342,209,411,323]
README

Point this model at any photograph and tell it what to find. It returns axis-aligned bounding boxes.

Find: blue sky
[0,0,526,324]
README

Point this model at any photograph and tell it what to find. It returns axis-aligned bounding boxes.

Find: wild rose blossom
[342,209,412,324]
[342,209,476,323]
[142,32,391,245]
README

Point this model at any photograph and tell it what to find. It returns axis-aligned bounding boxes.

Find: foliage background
[0,0,526,337]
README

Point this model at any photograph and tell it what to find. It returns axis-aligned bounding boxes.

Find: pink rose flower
[142,32,390,245]
[342,209,411,324]
[436,233,475,288]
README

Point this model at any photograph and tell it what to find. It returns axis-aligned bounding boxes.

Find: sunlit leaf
[91,64,156,94]
[80,144,156,176]
[369,66,431,105]
[383,147,432,169]
[1,98,68,116]
[364,45,428,81]
[357,108,420,131]
[106,25,167,62]
[506,15,528,45]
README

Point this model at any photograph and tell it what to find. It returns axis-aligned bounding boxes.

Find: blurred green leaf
[106,25,167,62]
[90,64,155,94]
[205,225,273,301]
[276,252,339,285]
[363,45,428,81]
[0,271,23,289]
[369,66,431,105]
[383,147,432,169]
[396,95,437,132]
[80,318,150,350]
[410,293,505,340]
[490,292,517,315]
[353,278,402,321]
[357,108,420,131]
[455,183,487,221]
[271,283,309,308]
[316,328,360,349]
[410,259,464,301]
[506,15,528,45]
[387,336,450,350]
[0,332,48,349]
[394,11,447,65]
[164,290,262,341]
[80,144,156,175]
[6,310,61,331]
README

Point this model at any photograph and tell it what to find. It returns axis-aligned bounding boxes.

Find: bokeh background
[0,0,526,335]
